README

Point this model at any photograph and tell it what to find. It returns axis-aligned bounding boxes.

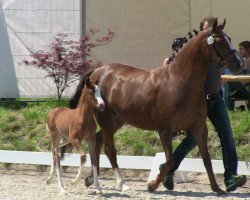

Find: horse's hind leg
[70,137,86,185]
[148,130,174,191]
[87,136,102,194]
[192,122,226,196]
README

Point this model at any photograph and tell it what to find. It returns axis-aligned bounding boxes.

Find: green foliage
[0,99,249,161]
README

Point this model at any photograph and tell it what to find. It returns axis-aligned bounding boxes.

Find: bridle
[208,33,236,67]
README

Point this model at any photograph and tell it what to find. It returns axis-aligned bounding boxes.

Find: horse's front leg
[148,130,174,192]
[103,129,130,192]
[191,122,226,196]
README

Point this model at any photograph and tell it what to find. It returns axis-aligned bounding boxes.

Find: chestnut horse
[46,77,105,194]
[69,18,243,195]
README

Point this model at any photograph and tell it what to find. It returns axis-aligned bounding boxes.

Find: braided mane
[167,28,200,64]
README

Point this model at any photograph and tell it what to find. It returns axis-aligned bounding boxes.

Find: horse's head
[204,18,244,73]
[84,77,105,111]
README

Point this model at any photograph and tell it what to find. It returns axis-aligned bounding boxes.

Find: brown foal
[46,77,105,194]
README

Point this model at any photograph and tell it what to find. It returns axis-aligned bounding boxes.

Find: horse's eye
[90,91,94,96]
[214,37,221,42]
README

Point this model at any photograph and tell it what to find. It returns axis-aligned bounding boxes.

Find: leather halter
[208,33,236,67]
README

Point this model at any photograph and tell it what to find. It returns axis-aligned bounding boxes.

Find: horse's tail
[69,68,96,109]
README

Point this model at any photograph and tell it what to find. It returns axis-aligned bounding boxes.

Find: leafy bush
[23,28,116,100]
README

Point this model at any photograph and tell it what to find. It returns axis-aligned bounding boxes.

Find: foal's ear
[85,77,91,88]
[218,18,226,30]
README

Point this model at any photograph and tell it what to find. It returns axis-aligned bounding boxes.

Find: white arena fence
[0,151,249,183]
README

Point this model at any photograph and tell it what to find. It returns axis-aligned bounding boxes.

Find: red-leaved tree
[23,28,116,100]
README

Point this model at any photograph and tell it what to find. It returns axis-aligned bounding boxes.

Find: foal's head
[83,77,105,111]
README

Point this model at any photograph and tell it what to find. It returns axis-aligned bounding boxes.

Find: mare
[46,77,105,194]
[69,18,243,195]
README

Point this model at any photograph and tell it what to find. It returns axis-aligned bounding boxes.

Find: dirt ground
[0,164,249,200]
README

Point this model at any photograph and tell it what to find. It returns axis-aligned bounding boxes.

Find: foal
[46,77,105,194]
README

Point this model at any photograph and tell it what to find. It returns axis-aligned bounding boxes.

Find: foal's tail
[60,144,73,161]
[69,68,96,109]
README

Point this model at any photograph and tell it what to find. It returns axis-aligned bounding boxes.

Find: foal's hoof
[71,179,79,185]
[60,188,66,194]
[122,184,130,192]
[85,176,94,187]
[46,178,52,185]
[96,189,103,195]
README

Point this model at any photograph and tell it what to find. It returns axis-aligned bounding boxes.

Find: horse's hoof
[85,176,94,187]
[122,184,130,192]
[217,189,227,196]
[147,181,157,192]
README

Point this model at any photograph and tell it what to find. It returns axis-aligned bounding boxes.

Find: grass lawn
[0,99,249,161]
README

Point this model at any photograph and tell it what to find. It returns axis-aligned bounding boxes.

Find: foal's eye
[90,91,95,96]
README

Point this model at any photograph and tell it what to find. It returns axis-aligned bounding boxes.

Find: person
[239,41,250,73]
[224,41,250,110]
[160,16,247,193]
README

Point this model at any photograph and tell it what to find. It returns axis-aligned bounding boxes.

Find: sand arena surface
[0,164,249,200]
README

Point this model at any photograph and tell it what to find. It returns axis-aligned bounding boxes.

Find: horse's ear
[212,18,218,31]
[218,18,226,30]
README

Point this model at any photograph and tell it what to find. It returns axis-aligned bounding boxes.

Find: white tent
[0,0,80,98]
[0,0,249,98]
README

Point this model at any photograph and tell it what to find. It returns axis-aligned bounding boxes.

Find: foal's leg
[191,122,226,195]
[85,116,129,192]
[86,136,102,194]
[47,132,65,193]
[54,145,65,193]
[70,137,87,185]
[85,130,104,187]
[46,144,56,185]
[148,130,174,191]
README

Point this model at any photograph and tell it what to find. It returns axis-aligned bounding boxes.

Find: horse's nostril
[237,62,242,68]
